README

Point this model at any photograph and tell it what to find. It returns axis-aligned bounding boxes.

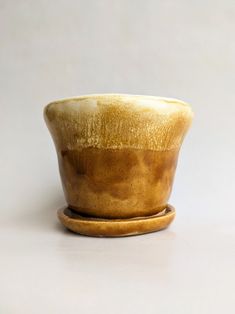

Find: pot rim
[45,93,192,110]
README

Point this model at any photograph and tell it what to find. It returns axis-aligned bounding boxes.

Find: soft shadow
[56,228,177,279]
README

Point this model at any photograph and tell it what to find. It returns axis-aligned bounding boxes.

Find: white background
[1,0,235,313]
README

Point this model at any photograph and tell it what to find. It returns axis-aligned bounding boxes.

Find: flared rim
[45,93,192,110]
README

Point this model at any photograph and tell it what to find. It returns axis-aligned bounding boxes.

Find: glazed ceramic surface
[44,94,193,219]
[57,205,175,237]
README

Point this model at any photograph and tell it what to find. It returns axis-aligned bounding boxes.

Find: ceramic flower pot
[44,94,193,236]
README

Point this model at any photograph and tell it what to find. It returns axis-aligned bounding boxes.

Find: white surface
[1,1,235,313]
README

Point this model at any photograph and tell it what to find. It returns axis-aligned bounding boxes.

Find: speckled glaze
[44,94,193,234]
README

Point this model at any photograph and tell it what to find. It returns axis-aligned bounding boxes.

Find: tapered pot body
[44,94,193,219]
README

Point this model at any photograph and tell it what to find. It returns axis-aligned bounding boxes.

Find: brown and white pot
[44,94,193,237]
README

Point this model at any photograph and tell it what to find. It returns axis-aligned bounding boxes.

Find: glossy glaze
[44,94,193,221]
[57,205,176,237]
[58,147,179,218]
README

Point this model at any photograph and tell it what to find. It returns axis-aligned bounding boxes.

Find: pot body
[44,94,193,219]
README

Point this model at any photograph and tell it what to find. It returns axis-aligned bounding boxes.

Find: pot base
[57,205,175,237]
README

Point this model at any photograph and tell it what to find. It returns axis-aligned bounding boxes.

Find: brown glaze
[58,147,179,218]
[44,94,193,235]
[57,205,176,237]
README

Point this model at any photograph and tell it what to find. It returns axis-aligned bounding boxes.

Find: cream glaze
[44,94,193,152]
